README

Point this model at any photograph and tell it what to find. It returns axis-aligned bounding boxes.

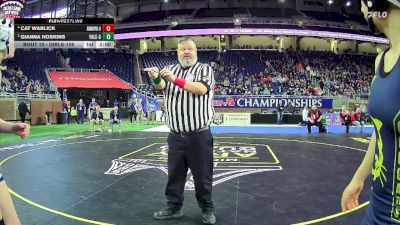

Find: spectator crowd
[213,49,374,98]
[1,67,50,95]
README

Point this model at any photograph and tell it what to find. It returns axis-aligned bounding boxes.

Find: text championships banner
[213,96,333,109]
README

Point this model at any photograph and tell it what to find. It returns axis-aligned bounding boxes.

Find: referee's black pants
[165,127,214,212]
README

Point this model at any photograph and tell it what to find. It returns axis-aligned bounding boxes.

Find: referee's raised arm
[159,66,211,95]
[145,67,166,90]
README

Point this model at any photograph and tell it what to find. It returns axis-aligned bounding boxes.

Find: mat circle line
[0,136,369,225]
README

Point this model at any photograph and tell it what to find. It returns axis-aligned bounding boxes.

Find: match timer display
[14,18,115,49]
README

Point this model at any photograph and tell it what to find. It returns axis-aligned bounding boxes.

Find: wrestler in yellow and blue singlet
[341,0,400,224]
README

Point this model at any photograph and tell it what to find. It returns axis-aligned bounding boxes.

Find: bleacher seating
[115,5,374,36]
[221,50,265,77]
[5,49,58,82]
[141,51,218,69]
[344,13,368,25]
[194,8,248,18]
[140,51,218,94]
[123,9,195,23]
[1,49,57,94]
[302,11,345,23]
[248,8,300,18]
[139,49,375,98]
[63,50,134,83]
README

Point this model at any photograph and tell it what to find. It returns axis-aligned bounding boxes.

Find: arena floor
[0,126,372,225]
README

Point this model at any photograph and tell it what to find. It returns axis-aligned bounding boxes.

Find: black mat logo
[105,142,282,190]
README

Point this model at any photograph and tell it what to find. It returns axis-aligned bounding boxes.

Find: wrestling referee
[147,38,216,224]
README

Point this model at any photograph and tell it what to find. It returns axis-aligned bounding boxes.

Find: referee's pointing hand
[160,68,176,82]
[145,67,159,79]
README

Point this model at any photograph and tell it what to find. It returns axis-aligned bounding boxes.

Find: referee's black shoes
[153,208,216,224]
[202,211,216,224]
[153,208,183,220]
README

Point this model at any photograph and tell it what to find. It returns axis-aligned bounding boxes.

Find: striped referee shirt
[163,62,215,133]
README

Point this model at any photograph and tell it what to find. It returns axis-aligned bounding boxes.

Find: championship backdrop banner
[213,96,333,109]
[131,90,158,114]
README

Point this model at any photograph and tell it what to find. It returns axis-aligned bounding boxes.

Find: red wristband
[174,77,186,88]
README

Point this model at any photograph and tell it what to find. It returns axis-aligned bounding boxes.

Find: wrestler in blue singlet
[363,50,400,224]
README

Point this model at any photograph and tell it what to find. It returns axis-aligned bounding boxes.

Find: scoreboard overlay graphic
[14,18,115,49]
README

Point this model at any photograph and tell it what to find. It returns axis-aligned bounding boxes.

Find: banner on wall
[325,113,342,126]
[131,90,158,114]
[213,96,333,109]
[213,113,251,126]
